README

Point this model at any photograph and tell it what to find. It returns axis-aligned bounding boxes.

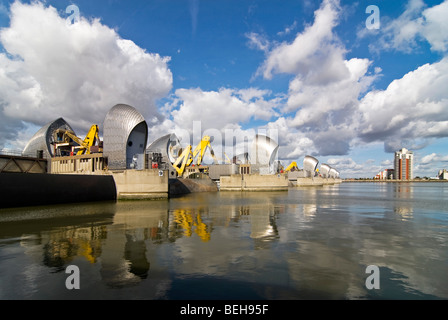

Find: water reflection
[1,184,448,299]
[172,209,211,242]
[249,206,278,241]
[3,194,282,290]
[0,202,115,271]
[393,183,414,219]
[100,227,150,288]
[99,200,169,288]
[42,228,105,269]
[168,192,282,244]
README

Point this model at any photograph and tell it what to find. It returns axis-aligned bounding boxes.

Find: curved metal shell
[103,104,148,170]
[320,164,331,178]
[250,134,279,174]
[146,133,182,164]
[303,155,319,178]
[329,168,338,179]
[233,152,250,164]
[23,118,75,159]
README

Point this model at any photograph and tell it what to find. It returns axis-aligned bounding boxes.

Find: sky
[0,0,447,178]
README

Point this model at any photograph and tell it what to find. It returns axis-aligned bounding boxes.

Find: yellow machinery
[172,136,219,176]
[189,135,219,166]
[223,152,232,164]
[284,161,299,172]
[54,125,102,156]
[78,124,101,155]
[172,145,193,176]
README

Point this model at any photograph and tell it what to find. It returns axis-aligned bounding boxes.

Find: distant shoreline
[343,179,448,183]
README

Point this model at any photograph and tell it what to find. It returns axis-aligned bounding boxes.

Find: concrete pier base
[110,169,169,200]
[220,174,289,191]
[290,177,343,187]
[316,177,335,186]
[169,176,219,196]
[292,177,324,187]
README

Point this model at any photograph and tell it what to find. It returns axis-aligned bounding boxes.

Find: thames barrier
[1,104,341,208]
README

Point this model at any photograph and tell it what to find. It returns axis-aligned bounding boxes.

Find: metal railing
[0,148,43,158]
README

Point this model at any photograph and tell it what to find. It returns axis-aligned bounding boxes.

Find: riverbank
[343,179,448,183]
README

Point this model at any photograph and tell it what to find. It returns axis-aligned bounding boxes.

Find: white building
[394,148,414,180]
[438,169,448,180]
[375,169,394,180]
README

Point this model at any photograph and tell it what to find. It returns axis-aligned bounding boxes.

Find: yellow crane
[172,135,218,176]
[54,125,102,156]
[188,135,218,166]
[223,152,232,164]
[172,145,193,176]
[78,124,101,155]
[284,161,299,172]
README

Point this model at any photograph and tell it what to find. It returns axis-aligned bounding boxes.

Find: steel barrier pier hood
[250,134,279,175]
[103,104,148,170]
[23,118,75,159]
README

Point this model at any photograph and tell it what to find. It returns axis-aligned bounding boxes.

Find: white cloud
[421,153,448,164]
[358,2,448,166]
[146,86,282,159]
[421,153,437,164]
[243,0,448,163]
[359,57,448,152]
[414,151,448,177]
[277,21,298,37]
[420,0,448,52]
[368,0,448,53]
[245,32,270,53]
[251,0,378,157]
[150,0,448,174]
[172,0,376,161]
[258,0,341,80]
[168,87,279,134]
[325,157,376,177]
[266,117,316,160]
[0,1,172,147]
[377,0,425,53]
[2,0,447,178]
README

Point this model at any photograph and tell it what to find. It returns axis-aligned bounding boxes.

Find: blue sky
[1,0,448,178]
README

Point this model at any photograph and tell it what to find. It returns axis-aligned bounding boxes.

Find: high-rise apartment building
[394,148,414,180]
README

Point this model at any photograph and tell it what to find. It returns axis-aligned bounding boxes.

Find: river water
[1,182,447,300]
